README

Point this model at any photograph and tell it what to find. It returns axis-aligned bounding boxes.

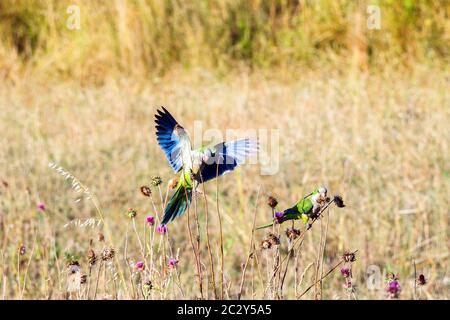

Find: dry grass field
[0,1,449,300]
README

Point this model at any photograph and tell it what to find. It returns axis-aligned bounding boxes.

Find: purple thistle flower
[146,215,155,226]
[274,211,284,224]
[168,258,178,269]
[387,279,401,298]
[388,280,400,293]
[37,202,46,211]
[135,261,145,270]
[340,267,351,278]
[157,224,167,234]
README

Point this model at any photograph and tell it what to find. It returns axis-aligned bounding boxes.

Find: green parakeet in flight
[256,187,328,230]
[155,107,258,225]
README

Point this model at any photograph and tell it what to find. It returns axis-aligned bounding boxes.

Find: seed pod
[267,196,278,209]
[140,186,152,197]
[87,249,97,266]
[127,208,137,219]
[101,247,115,261]
[334,195,345,208]
[285,228,301,240]
[151,176,162,186]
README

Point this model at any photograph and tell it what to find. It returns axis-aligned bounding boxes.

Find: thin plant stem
[186,190,203,299]
[238,186,260,299]
[413,260,417,300]
[20,228,38,299]
[215,164,224,299]
[132,218,145,260]
[202,180,217,299]
[93,261,103,300]
[298,250,358,299]
[319,209,331,297]
[86,264,93,299]
[314,218,324,299]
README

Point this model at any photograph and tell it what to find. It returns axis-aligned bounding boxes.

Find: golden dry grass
[0,1,448,82]
[0,64,448,299]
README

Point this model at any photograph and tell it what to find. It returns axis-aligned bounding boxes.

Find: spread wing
[196,138,258,183]
[154,107,183,172]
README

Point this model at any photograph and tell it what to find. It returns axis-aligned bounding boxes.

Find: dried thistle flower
[417,274,427,286]
[143,280,153,291]
[267,196,278,209]
[168,178,178,189]
[1,180,8,188]
[87,249,97,266]
[267,233,280,246]
[80,274,87,284]
[151,176,162,186]
[387,272,397,281]
[101,247,115,261]
[18,244,26,256]
[342,251,356,262]
[285,228,301,240]
[98,232,105,242]
[140,186,152,197]
[260,239,272,249]
[127,208,137,219]
[333,195,345,208]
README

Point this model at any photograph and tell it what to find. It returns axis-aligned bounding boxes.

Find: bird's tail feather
[162,185,192,225]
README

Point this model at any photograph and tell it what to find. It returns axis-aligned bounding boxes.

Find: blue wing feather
[198,139,258,183]
[155,107,183,172]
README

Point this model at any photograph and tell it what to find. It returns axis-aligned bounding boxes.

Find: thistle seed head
[342,251,356,263]
[334,195,345,208]
[18,244,26,256]
[151,176,162,186]
[143,280,153,291]
[285,228,301,240]
[267,196,278,209]
[140,186,152,197]
[127,208,137,219]
[87,249,97,266]
[260,239,272,249]
[267,233,280,246]
[417,274,427,286]
[101,247,115,261]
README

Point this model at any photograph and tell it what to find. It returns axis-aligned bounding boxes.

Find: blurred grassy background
[0,0,449,299]
[0,0,448,82]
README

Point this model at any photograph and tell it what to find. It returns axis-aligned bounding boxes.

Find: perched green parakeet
[155,107,258,225]
[256,187,328,230]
